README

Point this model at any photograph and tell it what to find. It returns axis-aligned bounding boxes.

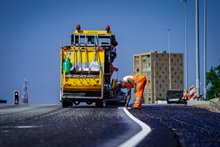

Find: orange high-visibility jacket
[125,74,147,109]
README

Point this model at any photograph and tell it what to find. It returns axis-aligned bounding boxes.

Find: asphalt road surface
[129,105,220,147]
[0,104,220,147]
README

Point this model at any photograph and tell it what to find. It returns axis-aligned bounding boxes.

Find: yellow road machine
[60,25,124,107]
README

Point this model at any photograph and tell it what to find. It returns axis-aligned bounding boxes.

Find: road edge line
[119,107,151,147]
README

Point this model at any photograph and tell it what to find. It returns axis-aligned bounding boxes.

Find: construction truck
[60,25,125,107]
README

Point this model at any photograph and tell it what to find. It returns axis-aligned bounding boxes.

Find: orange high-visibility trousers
[133,74,147,109]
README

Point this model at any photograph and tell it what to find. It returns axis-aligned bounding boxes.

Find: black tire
[68,101,73,107]
[95,101,103,108]
[86,101,93,105]
[73,101,80,105]
[62,101,69,108]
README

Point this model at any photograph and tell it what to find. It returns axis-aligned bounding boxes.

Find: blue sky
[0,0,219,104]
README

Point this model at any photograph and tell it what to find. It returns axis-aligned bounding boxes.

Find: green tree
[206,63,220,99]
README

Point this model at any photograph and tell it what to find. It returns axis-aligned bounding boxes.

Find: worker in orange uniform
[121,74,147,109]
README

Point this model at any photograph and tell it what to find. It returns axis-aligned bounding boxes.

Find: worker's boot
[133,98,142,109]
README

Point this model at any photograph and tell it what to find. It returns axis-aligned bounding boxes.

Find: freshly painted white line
[119,107,151,147]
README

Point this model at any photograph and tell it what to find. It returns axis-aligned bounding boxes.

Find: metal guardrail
[210,97,220,112]
[0,99,7,103]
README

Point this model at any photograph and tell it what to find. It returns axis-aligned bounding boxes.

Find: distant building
[133,51,184,104]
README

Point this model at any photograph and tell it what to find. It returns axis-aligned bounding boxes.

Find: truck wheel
[73,101,80,105]
[95,101,103,108]
[68,101,73,107]
[86,101,93,105]
[62,101,69,108]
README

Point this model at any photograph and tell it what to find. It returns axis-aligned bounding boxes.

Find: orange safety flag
[132,74,147,109]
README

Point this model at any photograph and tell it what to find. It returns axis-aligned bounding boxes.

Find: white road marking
[1,125,42,129]
[119,107,151,147]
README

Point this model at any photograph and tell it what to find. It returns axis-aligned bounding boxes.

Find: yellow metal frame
[61,47,104,91]
[74,30,112,35]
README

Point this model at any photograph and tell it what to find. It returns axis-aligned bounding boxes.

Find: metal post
[204,0,207,100]
[168,29,172,90]
[195,0,200,97]
[181,0,188,90]
[59,39,62,48]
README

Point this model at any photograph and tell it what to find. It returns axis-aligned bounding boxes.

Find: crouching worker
[121,74,147,109]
